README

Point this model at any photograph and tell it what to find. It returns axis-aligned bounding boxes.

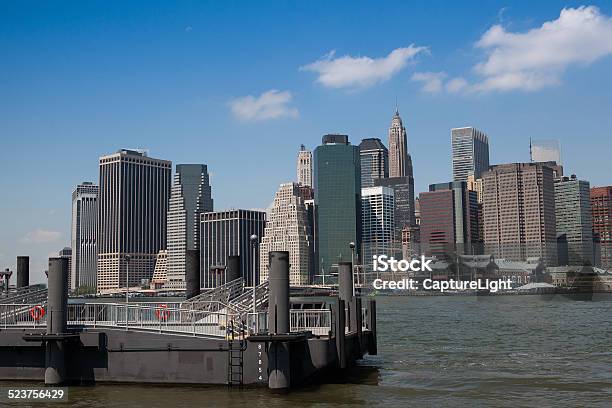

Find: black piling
[338,262,356,332]
[17,256,29,288]
[267,251,290,390]
[45,257,68,385]
[185,250,200,299]
[226,255,241,283]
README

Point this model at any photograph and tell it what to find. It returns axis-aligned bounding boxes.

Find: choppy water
[4,295,612,407]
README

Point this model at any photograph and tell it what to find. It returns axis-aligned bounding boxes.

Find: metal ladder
[227,320,244,387]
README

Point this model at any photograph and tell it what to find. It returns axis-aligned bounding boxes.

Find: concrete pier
[17,256,29,288]
[45,257,69,385]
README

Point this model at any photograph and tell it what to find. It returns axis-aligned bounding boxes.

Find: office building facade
[591,186,612,269]
[359,138,388,188]
[314,134,361,278]
[297,144,313,187]
[452,127,490,182]
[97,149,172,292]
[555,176,593,266]
[166,164,213,290]
[482,163,557,265]
[259,183,312,286]
[200,209,266,288]
[70,182,98,291]
[361,186,395,277]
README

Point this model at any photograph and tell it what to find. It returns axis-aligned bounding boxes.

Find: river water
[4,295,612,407]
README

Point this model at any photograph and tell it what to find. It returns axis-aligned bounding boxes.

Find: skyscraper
[361,186,394,277]
[591,186,612,269]
[58,247,72,289]
[97,149,171,292]
[259,183,312,286]
[359,138,388,188]
[482,163,557,265]
[419,182,479,258]
[554,175,593,266]
[452,127,490,182]
[297,144,313,187]
[388,109,413,179]
[314,134,361,278]
[71,182,98,291]
[200,209,266,288]
[375,177,416,244]
[166,164,213,290]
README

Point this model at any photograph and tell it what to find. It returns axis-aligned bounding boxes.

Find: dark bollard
[226,255,241,283]
[17,256,29,288]
[45,257,69,385]
[268,251,289,335]
[367,299,377,355]
[334,299,347,369]
[185,250,200,299]
[338,262,355,332]
[267,251,291,391]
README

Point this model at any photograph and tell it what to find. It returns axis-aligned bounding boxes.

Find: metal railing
[1,303,47,328]
[290,309,332,336]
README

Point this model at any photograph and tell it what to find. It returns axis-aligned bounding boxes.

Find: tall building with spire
[297,144,312,187]
[388,109,413,179]
[166,164,213,290]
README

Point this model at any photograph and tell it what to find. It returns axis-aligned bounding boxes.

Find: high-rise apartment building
[259,183,312,285]
[388,109,413,179]
[297,144,313,187]
[200,209,266,288]
[555,175,593,266]
[166,164,213,290]
[452,127,490,182]
[97,149,171,292]
[482,163,557,265]
[314,134,361,277]
[591,186,612,269]
[419,182,479,258]
[71,182,98,291]
[359,138,388,188]
[361,186,394,277]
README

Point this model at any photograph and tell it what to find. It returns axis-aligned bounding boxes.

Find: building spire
[395,96,399,115]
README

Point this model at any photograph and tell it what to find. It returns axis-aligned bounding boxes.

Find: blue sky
[1,1,612,283]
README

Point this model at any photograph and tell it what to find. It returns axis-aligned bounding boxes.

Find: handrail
[289,309,332,336]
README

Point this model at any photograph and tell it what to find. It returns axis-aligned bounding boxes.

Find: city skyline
[2,2,612,282]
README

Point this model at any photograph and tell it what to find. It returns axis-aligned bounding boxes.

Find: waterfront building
[97,149,172,292]
[359,138,388,188]
[555,175,593,266]
[361,186,394,278]
[70,182,98,291]
[297,144,312,187]
[166,164,213,290]
[388,109,413,179]
[259,183,312,285]
[313,134,361,278]
[451,127,490,182]
[200,209,266,288]
[482,162,557,265]
[591,186,612,269]
[419,181,479,258]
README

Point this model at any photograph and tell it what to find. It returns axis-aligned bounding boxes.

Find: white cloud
[446,77,469,93]
[229,90,298,121]
[20,229,62,244]
[301,45,427,89]
[411,71,446,93]
[471,6,612,92]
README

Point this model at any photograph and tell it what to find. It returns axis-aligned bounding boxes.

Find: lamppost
[250,234,258,315]
[124,254,131,304]
[349,242,356,296]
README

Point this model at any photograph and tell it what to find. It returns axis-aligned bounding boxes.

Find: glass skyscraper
[451,127,490,182]
[313,134,361,278]
[359,138,388,188]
